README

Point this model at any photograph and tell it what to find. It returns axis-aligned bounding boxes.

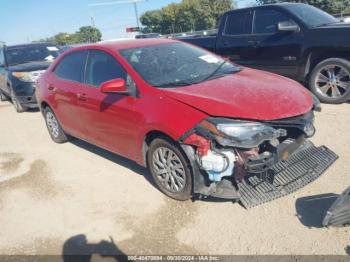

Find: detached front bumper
[185,141,338,208]
[181,111,338,208]
[238,141,338,208]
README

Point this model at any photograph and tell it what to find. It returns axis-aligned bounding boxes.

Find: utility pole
[133,1,140,28]
[91,15,96,28]
[89,0,147,30]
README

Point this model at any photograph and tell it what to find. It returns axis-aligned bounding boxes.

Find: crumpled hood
[161,68,313,121]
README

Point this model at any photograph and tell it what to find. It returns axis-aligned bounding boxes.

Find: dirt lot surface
[0,101,349,256]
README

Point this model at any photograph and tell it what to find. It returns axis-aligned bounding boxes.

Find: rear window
[224,11,252,35]
[54,51,86,82]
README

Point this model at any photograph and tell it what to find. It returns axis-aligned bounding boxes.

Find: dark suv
[0,43,60,112]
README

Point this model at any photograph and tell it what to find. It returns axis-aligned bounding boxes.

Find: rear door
[249,7,303,78]
[215,10,256,66]
[51,50,87,137]
[77,49,140,158]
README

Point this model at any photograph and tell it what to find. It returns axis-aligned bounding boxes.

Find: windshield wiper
[154,62,240,88]
[154,80,194,88]
[192,61,240,85]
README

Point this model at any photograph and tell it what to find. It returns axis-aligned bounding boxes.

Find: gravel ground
[0,100,349,256]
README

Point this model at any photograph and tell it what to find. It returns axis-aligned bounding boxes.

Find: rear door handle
[77,93,87,102]
[248,41,260,47]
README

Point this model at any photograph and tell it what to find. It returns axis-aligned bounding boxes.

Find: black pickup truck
[180,3,350,104]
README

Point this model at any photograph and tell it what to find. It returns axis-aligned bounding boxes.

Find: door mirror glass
[278,21,300,32]
[100,78,128,94]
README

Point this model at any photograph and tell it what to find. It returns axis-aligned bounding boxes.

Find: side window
[54,51,86,82]
[86,50,127,87]
[253,9,294,34]
[224,11,252,35]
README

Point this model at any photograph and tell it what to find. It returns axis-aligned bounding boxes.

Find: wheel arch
[40,101,50,115]
[305,49,350,81]
[142,130,176,167]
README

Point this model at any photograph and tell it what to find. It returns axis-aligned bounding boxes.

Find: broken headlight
[199,119,287,149]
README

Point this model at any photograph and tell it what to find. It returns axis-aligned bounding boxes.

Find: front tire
[309,58,350,104]
[10,90,27,113]
[147,138,192,201]
[44,107,69,144]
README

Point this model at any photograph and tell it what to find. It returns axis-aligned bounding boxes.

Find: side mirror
[278,21,300,33]
[100,78,129,95]
[0,63,5,68]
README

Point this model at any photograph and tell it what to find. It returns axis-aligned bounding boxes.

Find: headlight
[199,119,286,149]
[12,71,44,82]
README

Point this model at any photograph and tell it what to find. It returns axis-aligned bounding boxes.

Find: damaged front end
[180,111,338,208]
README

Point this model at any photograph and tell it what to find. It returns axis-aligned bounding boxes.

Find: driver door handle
[77,93,87,102]
[248,40,260,47]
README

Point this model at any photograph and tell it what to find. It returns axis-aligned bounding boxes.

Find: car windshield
[119,42,240,88]
[5,44,60,66]
[285,4,338,28]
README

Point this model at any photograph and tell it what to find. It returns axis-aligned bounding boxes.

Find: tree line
[140,0,234,34]
[35,26,102,46]
[257,0,350,14]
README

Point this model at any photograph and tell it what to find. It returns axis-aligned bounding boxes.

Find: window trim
[222,10,253,37]
[82,49,139,94]
[251,8,300,36]
[53,50,87,84]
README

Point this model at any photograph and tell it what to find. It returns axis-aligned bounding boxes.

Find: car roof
[227,2,307,13]
[73,38,178,52]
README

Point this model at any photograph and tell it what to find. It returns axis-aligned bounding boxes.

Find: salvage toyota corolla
[36,39,338,208]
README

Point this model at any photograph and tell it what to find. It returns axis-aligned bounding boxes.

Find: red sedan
[36,39,337,208]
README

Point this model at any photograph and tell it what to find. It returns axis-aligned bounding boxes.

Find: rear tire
[147,138,192,201]
[309,58,350,104]
[10,90,27,113]
[44,107,69,144]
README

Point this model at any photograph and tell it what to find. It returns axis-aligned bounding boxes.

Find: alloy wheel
[46,111,60,138]
[314,64,350,99]
[152,147,186,193]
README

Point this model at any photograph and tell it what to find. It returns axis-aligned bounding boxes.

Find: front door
[77,49,140,159]
[248,8,303,78]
